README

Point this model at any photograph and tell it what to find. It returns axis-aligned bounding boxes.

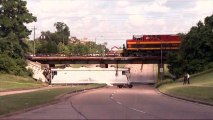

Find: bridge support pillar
[100,64,108,68]
[158,64,164,81]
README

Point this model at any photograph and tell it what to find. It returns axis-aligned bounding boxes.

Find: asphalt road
[126,64,156,84]
[5,85,213,119]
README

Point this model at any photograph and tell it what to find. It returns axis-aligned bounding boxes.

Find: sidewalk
[0,86,67,96]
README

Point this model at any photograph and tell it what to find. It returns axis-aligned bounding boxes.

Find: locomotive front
[123,35,181,57]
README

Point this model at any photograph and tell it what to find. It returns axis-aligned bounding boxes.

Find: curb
[0,85,106,119]
[157,89,213,106]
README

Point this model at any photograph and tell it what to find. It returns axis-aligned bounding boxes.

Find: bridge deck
[27,56,167,64]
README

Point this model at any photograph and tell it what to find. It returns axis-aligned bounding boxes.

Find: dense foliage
[167,14,213,78]
[0,0,36,75]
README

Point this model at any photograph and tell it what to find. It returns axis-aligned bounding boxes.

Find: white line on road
[116,101,122,105]
[110,90,147,115]
[130,108,146,114]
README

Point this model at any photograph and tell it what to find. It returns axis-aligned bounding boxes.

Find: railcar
[123,35,181,57]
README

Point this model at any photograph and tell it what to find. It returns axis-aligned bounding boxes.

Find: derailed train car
[123,35,181,57]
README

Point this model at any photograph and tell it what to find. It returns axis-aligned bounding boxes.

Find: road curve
[6,85,213,119]
[69,85,213,119]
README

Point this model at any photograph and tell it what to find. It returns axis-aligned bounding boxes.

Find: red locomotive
[123,34,181,56]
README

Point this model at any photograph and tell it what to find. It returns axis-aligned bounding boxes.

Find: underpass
[126,64,156,84]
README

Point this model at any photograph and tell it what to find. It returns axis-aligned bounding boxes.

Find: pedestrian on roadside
[186,73,190,84]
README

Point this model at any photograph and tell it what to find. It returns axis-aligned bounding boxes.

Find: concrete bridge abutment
[158,64,165,81]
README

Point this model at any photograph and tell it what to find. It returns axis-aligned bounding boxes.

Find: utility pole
[160,39,163,81]
[32,26,37,56]
[62,33,64,45]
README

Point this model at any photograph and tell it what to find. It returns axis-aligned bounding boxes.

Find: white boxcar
[50,67,133,88]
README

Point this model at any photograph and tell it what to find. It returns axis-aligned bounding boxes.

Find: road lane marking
[116,101,122,105]
[110,90,147,115]
[130,108,146,114]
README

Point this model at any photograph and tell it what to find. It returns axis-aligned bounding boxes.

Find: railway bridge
[27,56,167,80]
[27,56,167,65]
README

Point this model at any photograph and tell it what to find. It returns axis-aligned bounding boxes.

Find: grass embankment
[0,74,46,92]
[158,69,213,104]
[0,84,105,115]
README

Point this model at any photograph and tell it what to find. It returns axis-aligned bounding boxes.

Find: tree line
[25,22,109,56]
[167,14,213,78]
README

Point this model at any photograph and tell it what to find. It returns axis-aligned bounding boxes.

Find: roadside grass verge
[158,69,213,104]
[0,74,46,92]
[0,84,105,115]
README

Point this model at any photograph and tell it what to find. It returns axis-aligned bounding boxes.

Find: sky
[26,0,213,48]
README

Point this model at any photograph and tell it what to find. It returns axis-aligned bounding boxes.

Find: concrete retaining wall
[26,60,47,82]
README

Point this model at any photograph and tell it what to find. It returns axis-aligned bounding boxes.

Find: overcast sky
[26,0,213,48]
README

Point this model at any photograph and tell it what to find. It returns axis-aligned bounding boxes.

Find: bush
[0,54,30,76]
[205,62,213,69]
[0,54,17,73]
[26,68,34,77]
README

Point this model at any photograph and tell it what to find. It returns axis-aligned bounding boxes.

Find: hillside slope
[0,74,46,92]
[159,70,213,104]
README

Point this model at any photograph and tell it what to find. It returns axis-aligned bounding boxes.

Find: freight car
[123,35,181,57]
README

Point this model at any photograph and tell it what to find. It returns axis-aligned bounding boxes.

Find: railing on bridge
[27,55,167,64]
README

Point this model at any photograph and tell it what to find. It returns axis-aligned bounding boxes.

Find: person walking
[186,73,190,84]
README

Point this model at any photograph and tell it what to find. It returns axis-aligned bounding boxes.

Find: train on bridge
[122,34,181,57]
[29,34,181,58]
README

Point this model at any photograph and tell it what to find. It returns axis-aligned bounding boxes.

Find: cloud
[25,0,213,48]
[194,0,213,12]
[128,15,145,27]
[143,0,170,13]
[116,0,130,7]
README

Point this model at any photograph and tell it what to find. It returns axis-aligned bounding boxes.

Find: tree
[57,42,69,55]
[54,22,70,45]
[168,14,213,78]
[0,0,36,75]
[40,31,52,41]
[0,0,36,52]
[36,41,57,54]
[73,43,88,55]
[167,52,184,78]
[0,33,24,58]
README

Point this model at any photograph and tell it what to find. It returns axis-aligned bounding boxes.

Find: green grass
[165,86,213,103]
[0,84,105,115]
[158,69,213,104]
[0,74,46,92]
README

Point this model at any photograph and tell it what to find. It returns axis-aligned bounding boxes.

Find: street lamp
[33,26,36,56]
